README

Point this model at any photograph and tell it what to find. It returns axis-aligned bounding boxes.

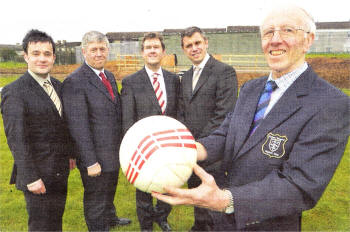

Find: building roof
[104,21,350,42]
[106,32,148,41]
[315,21,350,29]
[227,26,260,33]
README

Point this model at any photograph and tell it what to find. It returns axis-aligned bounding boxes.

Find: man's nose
[270,30,283,42]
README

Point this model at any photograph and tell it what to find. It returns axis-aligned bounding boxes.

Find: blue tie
[250,80,277,135]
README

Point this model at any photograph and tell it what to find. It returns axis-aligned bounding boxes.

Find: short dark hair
[141,32,165,51]
[180,26,207,48]
[22,29,56,54]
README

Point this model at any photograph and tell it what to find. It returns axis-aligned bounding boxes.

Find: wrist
[223,189,234,214]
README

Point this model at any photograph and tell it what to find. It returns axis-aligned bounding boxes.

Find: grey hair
[260,4,316,34]
[300,7,316,34]
[81,31,109,49]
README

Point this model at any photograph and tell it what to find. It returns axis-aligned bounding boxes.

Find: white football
[119,115,197,193]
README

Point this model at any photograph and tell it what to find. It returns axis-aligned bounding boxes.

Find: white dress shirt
[145,66,167,108]
[264,62,308,117]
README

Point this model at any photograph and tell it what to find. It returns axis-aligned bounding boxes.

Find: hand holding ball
[119,116,197,193]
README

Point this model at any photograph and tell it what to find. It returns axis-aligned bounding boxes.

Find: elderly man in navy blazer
[62,31,131,231]
[153,5,350,231]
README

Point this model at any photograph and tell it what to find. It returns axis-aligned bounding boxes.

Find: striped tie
[152,73,166,114]
[43,80,62,116]
[250,80,277,135]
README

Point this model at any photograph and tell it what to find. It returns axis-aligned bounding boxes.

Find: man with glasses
[153,5,350,231]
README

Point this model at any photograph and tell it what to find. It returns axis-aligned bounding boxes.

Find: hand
[152,164,229,212]
[87,162,101,177]
[69,158,76,170]
[195,142,208,161]
[27,179,46,195]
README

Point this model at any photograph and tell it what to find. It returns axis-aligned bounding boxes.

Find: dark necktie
[250,80,278,135]
[99,72,115,100]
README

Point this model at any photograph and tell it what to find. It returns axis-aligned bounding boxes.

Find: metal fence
[110,54,269,73]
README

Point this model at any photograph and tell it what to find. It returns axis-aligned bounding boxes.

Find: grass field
[0,75,349,231]
[0,62,26,69]
[306,53,350,59]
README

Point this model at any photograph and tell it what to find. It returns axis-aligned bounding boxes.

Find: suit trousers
[23,177,68,231]
[136,189,172,230]
[80,169,119,231]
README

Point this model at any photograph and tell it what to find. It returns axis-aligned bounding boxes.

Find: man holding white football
[153,5,350,231]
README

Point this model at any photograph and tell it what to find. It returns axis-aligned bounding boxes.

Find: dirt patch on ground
[1,57,348,89]
[237,57,349,88]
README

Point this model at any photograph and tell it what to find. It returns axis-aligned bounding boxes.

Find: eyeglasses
[261,26,310,40]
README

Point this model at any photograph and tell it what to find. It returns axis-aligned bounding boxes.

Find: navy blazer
[121,67,179,134]
[62,63,122,172]
[1,72,71,191]
[199,67,350,230]
[178,55,237,139]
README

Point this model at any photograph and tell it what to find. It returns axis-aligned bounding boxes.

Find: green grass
[0,76,349,231]
[306,53,350,59]
[0,62,26,69]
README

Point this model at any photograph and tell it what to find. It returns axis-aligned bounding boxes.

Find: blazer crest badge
[262,133,288,158]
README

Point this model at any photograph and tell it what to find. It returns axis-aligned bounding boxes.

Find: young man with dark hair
[178,26,238,231]
[1,29,75,231]
[121,32,179,231]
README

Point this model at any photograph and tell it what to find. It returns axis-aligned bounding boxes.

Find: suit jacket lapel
[233,78,267,155]
[236,69,313,160]
[141,68,163,114]
[192,57,213,96]
[183,68,194,102]
[83,64,116,104]
[163,69,172,114]
[26,73,62,117]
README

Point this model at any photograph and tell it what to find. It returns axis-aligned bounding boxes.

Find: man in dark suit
[1,29,75,231]
[121,32,179,231]
[62,31,131,231]
[178,26,238,231]
[153,5,350,231]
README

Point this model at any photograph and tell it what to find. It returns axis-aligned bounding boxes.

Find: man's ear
[23,53,29,64]
[304,33,315,53]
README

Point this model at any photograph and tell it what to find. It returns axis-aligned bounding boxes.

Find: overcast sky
[1,0,349,45]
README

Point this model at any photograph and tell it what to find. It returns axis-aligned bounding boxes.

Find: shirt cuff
[27,178,42,188]
[87,162,99,169]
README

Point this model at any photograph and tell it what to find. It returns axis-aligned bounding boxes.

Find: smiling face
[24,41,55,78]
[82,41,109,70]
[182,32,208,65]
[142,38,165,70]
[261,8,314,78]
